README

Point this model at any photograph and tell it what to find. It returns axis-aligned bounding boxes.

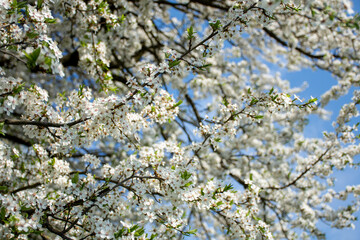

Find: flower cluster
[0,0,359,239]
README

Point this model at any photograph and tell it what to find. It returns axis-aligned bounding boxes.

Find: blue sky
[285,70,360,240]
[283,2,360,238]
[167,1,360,238]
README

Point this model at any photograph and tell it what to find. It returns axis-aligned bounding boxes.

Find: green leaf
[186,229,197,235]
[78,84,84,96]
[171,100,183,109]
[209,20,222,31]
[250,98,258,105]
[134,227,145,237]
[31,48,41,62]
[114,227,126,238]
[0,122,5,136]
[254,115,263,119]
[26,31,39,39]
[183,181,193,187]
[259,226,266,233]
[222,97,229,106]
[169,60,181,68]
[71,172,79,184]
[45,18,57,24]
[15,0,27,10]
[48,158,55,166]
[0,207,6,221]
[272,94,279,101]
[80,182,86,191]
[37,0,44,9]
[203,50,208,58]
[44,57,52,69]
[307,97,318,104]
[150,233,158,240]
[311,8,316,17]
[13,83,24,94]
[223,184,234,192]
[130,225,139,232]
[119,14,126,23]
[25,48,41,70]
[226,226,231,234]
[269,87,274,95]
[20,205,32,212]
[0,186,8,193]
[180,170,192,180]
[8,215,18,222]
[187,26,196,40]
[198,63,212,71]
[20,162,26,173]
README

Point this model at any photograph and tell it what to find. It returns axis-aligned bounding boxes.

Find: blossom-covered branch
[0,0,359,239]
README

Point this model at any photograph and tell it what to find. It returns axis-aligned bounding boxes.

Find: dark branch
[263,27,325,60]
[1,117,90,128]
[0,133,32,146]
[11,183,42,194]
[267,148,331,190]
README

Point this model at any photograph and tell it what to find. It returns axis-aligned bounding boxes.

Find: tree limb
[0,118,90,128]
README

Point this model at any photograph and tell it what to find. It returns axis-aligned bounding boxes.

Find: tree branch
[11,182,42,194]
[267,147,331,190]
[0,118,90,128]
[263,27,325,59]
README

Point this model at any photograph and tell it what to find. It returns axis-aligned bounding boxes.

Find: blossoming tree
[1,0,360,239]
